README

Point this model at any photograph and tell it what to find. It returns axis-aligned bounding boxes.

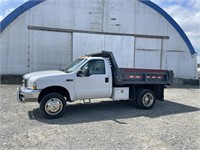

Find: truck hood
[23,70,66,80]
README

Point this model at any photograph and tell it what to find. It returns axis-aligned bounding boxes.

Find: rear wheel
[136,89,156,109]
[39,93,67,119]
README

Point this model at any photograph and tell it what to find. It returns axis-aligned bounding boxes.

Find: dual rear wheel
[134,89,156,109]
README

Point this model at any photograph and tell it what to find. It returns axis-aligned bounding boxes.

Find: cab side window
[90,60,106,74]
[81,60,106,76]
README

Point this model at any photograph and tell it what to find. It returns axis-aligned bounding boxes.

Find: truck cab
[17,51,173,119]
[72,57,112,100]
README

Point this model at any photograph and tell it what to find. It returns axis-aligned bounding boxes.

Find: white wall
[73,33,135,68]
[0,0,197,79]
[29,31,72,72]
[0,14,29,74]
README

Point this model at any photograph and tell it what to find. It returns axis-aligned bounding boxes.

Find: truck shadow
[28,100,199,125]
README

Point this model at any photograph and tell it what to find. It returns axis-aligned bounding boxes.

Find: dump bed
[87,51,174,86]
[113,68,174,86]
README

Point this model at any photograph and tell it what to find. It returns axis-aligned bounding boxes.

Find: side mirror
[77,70,83,77]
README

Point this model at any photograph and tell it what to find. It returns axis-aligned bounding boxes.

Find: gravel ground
[0,84,200,150]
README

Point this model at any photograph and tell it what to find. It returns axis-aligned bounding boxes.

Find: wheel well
[38,86,70,103]
[129,84,164,101]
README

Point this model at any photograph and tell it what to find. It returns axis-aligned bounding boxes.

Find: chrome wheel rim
[142,93,154,107]
[45,98,63,115]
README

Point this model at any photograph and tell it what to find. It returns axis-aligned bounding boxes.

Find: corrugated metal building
[0,0,198,79]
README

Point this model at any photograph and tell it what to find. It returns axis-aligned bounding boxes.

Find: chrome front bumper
[17,86,41,103]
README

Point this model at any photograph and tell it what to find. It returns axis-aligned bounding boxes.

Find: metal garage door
[134,37,162,69]
[29,31,72,72]
[73,33,135,68]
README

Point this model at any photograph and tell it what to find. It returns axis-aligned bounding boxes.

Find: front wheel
[39,93,67,119]
[136,89,156,109]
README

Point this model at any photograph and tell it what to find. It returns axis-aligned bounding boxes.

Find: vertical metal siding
[0,13,29,74]
[73,33,135,68]
[0,0,197,79]
[135,37,162,69]
[29,31,72,72]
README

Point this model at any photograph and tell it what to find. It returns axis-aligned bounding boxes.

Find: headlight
[27,80,37,90]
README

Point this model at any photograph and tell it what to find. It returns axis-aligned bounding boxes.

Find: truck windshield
[65,58,87,73]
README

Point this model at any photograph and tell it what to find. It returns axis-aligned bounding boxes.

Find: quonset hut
[0,0,198,79]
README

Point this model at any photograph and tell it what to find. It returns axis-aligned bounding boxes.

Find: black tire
[130,89,144,107]
[39,93,67,119]
[129,87,138,107]
[136,89,156,109]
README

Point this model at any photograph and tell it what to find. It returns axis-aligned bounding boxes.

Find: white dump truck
[17,51,173,119]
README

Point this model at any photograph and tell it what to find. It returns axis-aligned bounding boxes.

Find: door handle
[105,77,109,83]
[66,79,73,82]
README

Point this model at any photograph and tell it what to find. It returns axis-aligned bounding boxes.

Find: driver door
[75,59,110,100]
